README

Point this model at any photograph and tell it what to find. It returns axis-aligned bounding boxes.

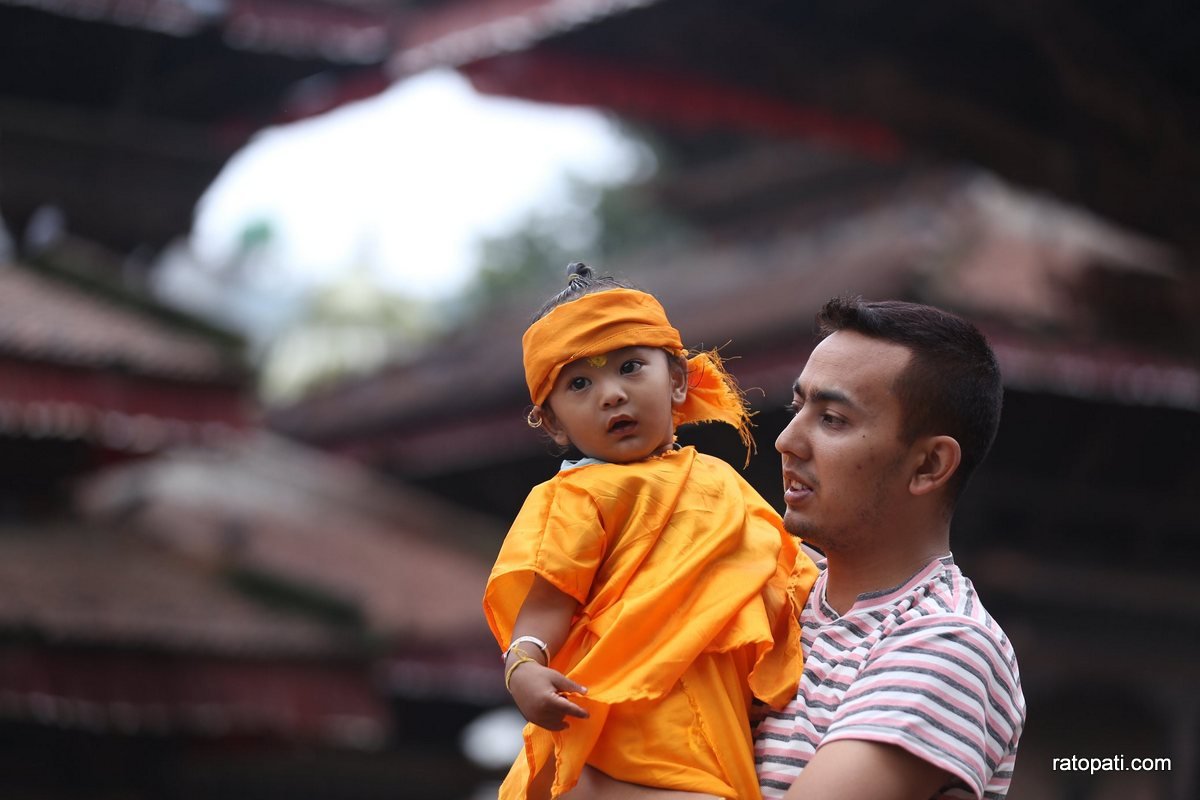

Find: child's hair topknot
[532,262,635,322]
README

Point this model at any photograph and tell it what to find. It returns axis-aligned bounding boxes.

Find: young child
[484,264,819,799]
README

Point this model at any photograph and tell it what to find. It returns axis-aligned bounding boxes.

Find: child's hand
[508,661,589,731]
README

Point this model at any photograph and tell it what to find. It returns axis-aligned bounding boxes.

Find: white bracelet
[504,635,549,661]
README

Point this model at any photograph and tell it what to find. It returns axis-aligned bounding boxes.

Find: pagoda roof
[0,521,347,656]
[5,0,1199,272]
[395,0,1200,268]
[0,427,505,736]
[0,0,412,252]
[0,262,250,451]
[0,518,395,746]
[77,431,499,649]
[0,263,243,382]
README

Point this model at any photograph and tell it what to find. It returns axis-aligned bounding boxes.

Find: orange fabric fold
[484,448,818,798]
[522,289,755,454]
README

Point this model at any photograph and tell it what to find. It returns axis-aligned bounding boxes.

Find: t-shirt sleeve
[822,616,1024,799]
[482,479,606,648]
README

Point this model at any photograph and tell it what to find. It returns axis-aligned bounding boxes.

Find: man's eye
[784,402,801,416]
[821,413,844,427]
[620,360,644,374]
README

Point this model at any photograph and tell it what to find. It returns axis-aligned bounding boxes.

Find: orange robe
[484,446,819,799]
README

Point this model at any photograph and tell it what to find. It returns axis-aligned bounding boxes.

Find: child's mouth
[608,418,636,433]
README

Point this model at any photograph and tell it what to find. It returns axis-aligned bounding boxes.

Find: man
[754,296,1025,799]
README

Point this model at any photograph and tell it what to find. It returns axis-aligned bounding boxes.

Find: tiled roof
[394,0,667,74]
[9,0,400,64]
[0,428,505,725]
[77,432,498,648]
[0,263,243,382]
[0,523,348,657]
[0,522,393,745]
[0,264,252,450]
[0,645,391,747]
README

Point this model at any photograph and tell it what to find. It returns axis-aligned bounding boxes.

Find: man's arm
[566,743,948,800]
[782,740,950,800]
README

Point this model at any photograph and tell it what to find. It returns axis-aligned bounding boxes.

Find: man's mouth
[783,474,814,502]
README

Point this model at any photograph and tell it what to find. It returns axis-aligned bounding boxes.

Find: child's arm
[505,575,590,731]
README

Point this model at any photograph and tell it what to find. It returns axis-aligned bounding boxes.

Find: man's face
[775,330,916,551]
[541,346,686,464]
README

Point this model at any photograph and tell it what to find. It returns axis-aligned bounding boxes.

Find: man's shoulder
[870,563,1024,711]
[807,559,1021,673]
[887,562,1016,645]
[917,563,1015,645]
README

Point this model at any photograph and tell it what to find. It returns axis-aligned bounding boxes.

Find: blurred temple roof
[0,0,407,252]
[3,0,1200,273]
[0,521,347,656]
[0,261,250,452]
[76,430,505,702]
[0,520,393,746]
[0,428,504,740]
[0,262,242,381]
[77,430,498,649]
[395,0,1200,269]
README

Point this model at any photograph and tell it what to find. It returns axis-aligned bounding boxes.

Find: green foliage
[470,214,575,308]
[257,267,439,404]
[457,171,693,320]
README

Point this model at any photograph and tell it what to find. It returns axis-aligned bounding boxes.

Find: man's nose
[775,413,808,457]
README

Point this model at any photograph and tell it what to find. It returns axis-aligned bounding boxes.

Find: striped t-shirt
[754,556,1025,799]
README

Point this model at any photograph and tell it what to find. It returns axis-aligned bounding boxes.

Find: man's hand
[508,660,589,731]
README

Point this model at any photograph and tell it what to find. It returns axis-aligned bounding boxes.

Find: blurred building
[390,0,1200,268]
[76,428,506,799]
[0,3,510,795]
[0,0,400,255]
[0,262,504,799]
[4,2,1200,799]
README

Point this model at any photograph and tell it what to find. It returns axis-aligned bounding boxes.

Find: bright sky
[188,68,644,304]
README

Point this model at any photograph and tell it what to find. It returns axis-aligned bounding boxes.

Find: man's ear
[909,435,961,496]
[536,405,572,448]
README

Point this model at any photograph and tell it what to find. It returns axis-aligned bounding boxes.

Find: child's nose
[599,380,627,407]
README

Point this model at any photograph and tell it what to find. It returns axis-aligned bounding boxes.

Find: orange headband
[522,288,755,456]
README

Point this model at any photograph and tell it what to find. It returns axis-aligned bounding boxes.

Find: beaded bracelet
[504,646,538,691]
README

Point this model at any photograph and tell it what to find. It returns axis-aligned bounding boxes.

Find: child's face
[540,346,687,463]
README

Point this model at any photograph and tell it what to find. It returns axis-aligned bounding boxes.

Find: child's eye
[568,376,590,391]
[620,360,644,374]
